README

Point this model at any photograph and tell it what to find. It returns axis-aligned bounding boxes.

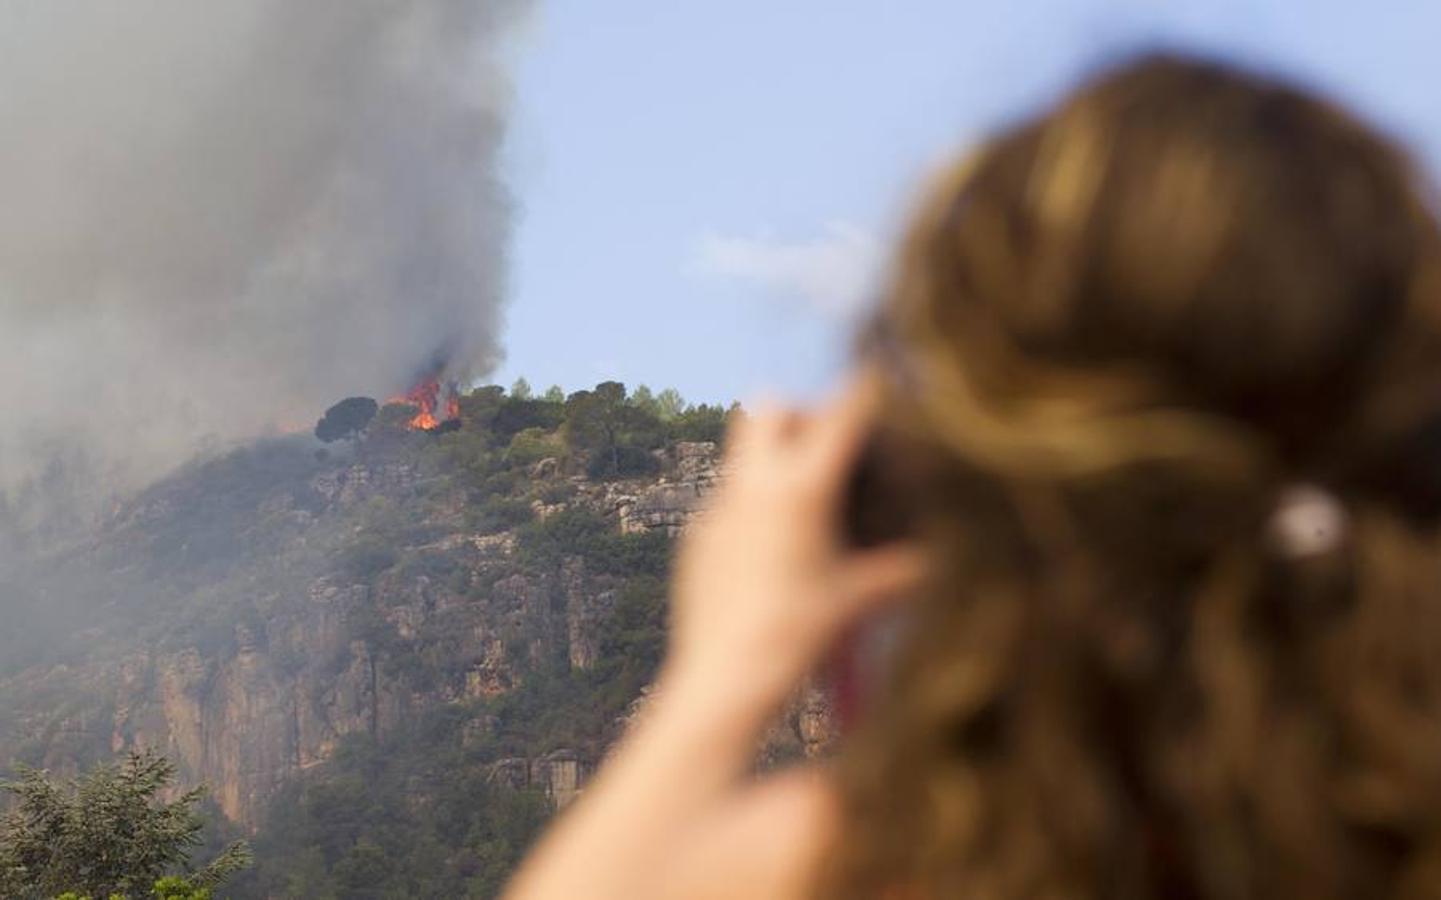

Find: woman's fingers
[802,375,882,504]
[795,544,927,656]
[728,401,807,457]
[734,377,876,465]
[837,544,928,617]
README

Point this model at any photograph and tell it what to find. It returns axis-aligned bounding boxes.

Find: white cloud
[691,221,884,318]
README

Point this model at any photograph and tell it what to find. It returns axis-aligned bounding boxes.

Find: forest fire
[389,377,461,431]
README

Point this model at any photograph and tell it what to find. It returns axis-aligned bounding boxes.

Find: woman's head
[830,54,1441,898]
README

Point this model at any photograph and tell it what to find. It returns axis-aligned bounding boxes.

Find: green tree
[542,384,566,404]
[458,384,507,433]
[332,836,390,898]
[314,397,379,444]
[673,402,730,443]
[367,400,424,441]
[564,382,626,476]
[492,398,565,441]
[0,750,251,900]
[563,382,670,478]
[629,384,659,415]
[509,377,533,400]
[655,388,686,421]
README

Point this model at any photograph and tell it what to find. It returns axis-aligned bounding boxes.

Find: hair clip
[1267,484,1347,558]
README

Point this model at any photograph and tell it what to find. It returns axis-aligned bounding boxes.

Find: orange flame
[388,377,460,431]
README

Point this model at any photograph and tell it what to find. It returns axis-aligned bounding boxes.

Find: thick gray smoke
[0,1,529,533]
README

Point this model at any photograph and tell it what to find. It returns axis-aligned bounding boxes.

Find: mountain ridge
[0,383,834,897]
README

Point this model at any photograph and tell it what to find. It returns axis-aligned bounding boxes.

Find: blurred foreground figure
[506,53,1441,900]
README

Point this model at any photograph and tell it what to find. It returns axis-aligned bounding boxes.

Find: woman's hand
[502,377,924,900]
[664,378,926,752]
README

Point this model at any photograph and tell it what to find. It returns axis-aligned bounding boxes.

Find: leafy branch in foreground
[0,749,250,900]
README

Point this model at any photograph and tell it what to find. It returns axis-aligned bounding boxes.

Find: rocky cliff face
[0,434,834,836]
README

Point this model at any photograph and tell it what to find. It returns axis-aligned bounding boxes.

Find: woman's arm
[502,378,923,900]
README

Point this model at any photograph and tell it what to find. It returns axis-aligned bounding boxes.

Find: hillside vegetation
[0,381,842,900]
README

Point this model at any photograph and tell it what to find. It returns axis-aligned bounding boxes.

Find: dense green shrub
[468,493,535,533]
[0,751,249,899]
[339,536,399,581]
[515,507,671,578]
[240,730,551,899]
[505,427,562,467]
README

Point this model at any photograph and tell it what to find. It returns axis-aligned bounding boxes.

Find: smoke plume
[0,1,529,532]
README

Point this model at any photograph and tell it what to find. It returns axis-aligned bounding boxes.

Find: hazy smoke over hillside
[0,1,529,533]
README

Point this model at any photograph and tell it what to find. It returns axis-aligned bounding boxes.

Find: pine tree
[0,750,250,900]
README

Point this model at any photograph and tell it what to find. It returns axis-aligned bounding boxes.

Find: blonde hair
[824,54,1441,899]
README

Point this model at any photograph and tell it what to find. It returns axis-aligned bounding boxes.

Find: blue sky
[494,0,1441,406]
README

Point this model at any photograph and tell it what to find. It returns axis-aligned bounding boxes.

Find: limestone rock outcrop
[1,436,835,834]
